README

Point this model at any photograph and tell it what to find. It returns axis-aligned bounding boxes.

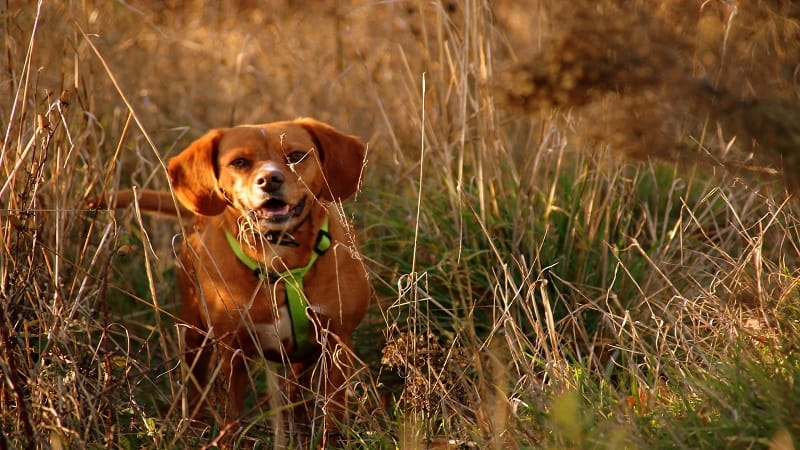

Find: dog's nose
[255,170,285,193]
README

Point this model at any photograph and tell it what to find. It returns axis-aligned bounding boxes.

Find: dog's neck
[219,205,328,272]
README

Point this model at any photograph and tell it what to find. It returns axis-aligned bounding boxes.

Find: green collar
[224,217,331,357]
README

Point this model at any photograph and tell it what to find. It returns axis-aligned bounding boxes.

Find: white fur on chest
[250,302,330,356]
[251,304,293,355]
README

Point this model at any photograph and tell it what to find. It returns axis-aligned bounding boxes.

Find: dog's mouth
[251,197,306,224]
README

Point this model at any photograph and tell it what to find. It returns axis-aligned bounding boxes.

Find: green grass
[2,1,800,448]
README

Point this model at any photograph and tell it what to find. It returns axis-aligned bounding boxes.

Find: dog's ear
[167,129,228,216]
[295,118,367,201]
[296,118,366,202]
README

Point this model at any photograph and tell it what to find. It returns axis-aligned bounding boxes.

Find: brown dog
[97,118,370,435]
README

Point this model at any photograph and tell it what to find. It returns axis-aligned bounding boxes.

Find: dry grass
[499,0,800,191]
[2,0,800,448]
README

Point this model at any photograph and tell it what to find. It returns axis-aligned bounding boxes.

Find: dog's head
[167,118,366,232]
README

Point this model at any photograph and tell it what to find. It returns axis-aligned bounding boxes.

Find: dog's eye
[229,158,250,169]
[286,151,306,164]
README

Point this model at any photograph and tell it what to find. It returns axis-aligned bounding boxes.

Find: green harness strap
[224,217,331,357]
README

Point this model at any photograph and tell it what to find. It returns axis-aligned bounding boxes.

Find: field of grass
[2,1,800,448]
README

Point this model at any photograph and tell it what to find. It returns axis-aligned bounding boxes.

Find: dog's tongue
[254,198,302,222]
[265,203,290,215]
[262,201,290,217]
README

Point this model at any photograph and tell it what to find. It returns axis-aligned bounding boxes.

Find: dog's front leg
[181,325,213,418]
[302,328,357,441]
[217,346,249,423]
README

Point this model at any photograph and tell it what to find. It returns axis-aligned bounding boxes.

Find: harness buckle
[314,227,332,255]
